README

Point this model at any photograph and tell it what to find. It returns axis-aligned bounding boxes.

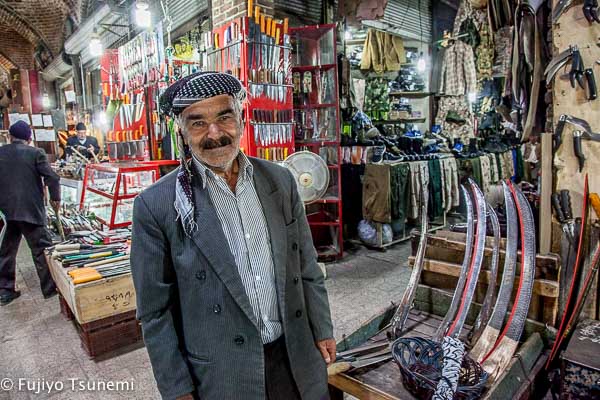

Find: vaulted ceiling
[0,0,95,86]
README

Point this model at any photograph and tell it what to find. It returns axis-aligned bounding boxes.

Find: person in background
[0,121,60,305]
[66,122,99,160]
[131,72,335,400]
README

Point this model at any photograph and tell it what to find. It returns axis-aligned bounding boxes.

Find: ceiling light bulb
[344,30,352,40]
[42,93,50,108]
[135,1,152,28]
[417,56,426,72]
[468,92,477,103]
[89,31,103,57]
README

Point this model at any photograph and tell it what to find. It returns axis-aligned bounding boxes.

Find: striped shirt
[192,153,282,344]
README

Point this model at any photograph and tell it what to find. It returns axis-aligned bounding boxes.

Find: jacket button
[293,277,299,284]
[234,335,245,345]
[296,310,302,318]
[213,304,221,314]
[292,243,298,251]
[196,270,206,280]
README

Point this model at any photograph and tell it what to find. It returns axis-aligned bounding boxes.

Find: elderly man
[131,72,335,400]
[65,122,99,159]
[0,121,60,305]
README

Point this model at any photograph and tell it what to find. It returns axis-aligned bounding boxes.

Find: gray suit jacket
[131,157,333,400]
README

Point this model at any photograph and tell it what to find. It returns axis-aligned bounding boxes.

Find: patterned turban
[159,71,245,117]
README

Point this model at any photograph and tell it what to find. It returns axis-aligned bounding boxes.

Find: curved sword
[482,181,536,382]
[470,182,518,361]
[547,174,590,368]
[446,180,487,339]
[390,182,429,338]
[433,185,475,341]
[470,204,501,346]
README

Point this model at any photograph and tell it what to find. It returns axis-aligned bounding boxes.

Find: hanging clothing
[479,155,491,194]
[364,77,390,113]
[390,163,411,234]
[435,96,474,141]
[360,29,406,73]
[362,164,391,223]
[342,164,366,238]
[408,162,430,220]
[439,40,478,96]
[512,3,544,142]
[428,159,444,219]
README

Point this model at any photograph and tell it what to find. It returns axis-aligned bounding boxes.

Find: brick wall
[212,0,275,29]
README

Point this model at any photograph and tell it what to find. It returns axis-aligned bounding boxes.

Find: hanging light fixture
[42,93,50,108]
[135,0,152,28]
[417,52,427,72]
[89,29,103,57]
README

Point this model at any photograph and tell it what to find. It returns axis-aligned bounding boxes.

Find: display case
[206,13,294,162]
[80,162,168,229]
[60,178,84,205]
[291,24,343,260]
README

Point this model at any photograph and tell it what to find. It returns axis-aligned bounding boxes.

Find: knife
[327,353,393,376]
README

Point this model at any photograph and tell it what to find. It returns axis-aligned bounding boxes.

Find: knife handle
[585,68,597,101]
[327,362,351,376]
[590,193,600,220]
[560,190,573,220]
[553,193,566,223]
[573,132,586,172]
[554,119,565,151]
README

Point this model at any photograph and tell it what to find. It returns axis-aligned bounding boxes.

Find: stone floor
[0,240,413,400]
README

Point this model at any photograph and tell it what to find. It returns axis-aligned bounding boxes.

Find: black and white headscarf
[159,71,246,237]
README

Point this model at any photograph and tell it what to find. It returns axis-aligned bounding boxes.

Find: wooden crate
[408,230,561,326]
[329,285,551,400]
[46,252,137,324]
[76,310,142,358]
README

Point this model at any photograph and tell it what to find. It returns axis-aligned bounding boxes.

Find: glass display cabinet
[80,163,162,229]
[291,24,343,260]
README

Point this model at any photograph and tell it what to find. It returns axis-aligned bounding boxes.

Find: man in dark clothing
[65,122,100,160]
[0,121,60,305]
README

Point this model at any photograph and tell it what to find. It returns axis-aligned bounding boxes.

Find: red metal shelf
[295,103,337,109]
[292,23,343,260]
[291,63,336,72]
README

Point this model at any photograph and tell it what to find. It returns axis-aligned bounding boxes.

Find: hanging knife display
[544,45,597,101]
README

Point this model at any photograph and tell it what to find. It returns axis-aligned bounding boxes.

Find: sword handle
[553,193,566,223]
[561,190,573,220]
[585,68,597,101]
[554,118,565,152]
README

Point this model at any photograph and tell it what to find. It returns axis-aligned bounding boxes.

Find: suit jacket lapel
[189,180,259,331]
[252,162,288,319]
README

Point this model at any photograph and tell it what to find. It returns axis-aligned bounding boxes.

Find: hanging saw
[481,181,536,382]
[433,185,476,342]
[469,205,501,346]
[470,181,519,362]
[389,181,429,339]
[547,175,590,369]
[545,45,597,101]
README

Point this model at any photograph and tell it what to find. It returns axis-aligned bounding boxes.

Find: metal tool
[327,353,393,376]
[470,182,519,362]
[583,0,600,23]
[547,175,591,369]
[482,181,536,382]
[553,0,575,23]
[434,186,475,341]
[389,181,429,338]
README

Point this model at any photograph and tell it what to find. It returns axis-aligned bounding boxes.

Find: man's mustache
[200,136,233,150]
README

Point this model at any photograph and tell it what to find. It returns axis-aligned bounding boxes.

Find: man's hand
[88,145,95,154]
[176,394,194,400]
[316,338,336,366]
[50,200,61,212]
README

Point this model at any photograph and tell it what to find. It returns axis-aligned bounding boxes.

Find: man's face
[77,130,86,140]
[179,94,242,170]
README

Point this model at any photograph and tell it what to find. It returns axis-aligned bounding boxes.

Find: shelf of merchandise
[208,15,294,163]
[291,23,343,261]
[389,91,433,98]
[80,161,176,229]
